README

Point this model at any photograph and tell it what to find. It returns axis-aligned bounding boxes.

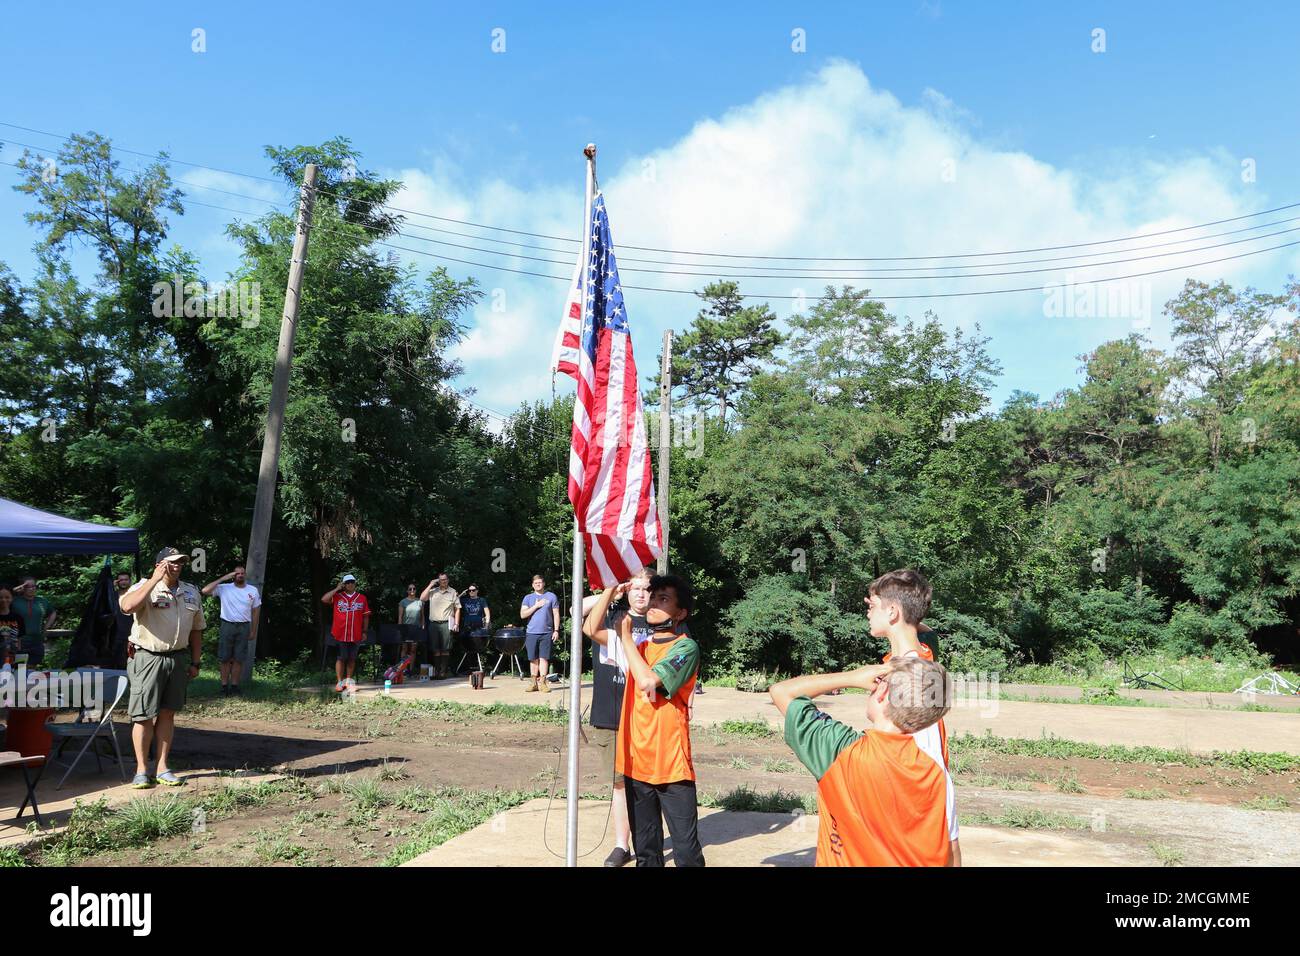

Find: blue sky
[2,1,1298,419]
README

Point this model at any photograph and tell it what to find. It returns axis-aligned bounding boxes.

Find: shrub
[721,575,862,675]
[925,608,1018,673]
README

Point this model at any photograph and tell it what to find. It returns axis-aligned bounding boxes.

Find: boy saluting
[615,574,704,867]
[770,657,960,867]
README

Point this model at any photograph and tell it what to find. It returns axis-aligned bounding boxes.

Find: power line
[0,121,283,185]
[6,118,1300,265]
[358,235,1300,300]
[6,155,1296,302]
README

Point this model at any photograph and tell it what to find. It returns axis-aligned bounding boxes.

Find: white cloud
[385,60,1300,415]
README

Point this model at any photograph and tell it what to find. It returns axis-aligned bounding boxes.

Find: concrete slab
[324,675,1300,756]
[402,797,1128,867]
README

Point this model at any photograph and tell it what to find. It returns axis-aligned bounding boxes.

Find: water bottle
[383,678,392,696]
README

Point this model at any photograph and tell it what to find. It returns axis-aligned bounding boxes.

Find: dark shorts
[588,724,623,785]
[18,639,44,669]
[127,647,191,721]
[335,641,361,663]
[218,620,251,662]
[525,632,553,661]
[428,620,452,652]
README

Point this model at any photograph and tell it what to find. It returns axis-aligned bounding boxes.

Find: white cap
[341,574,357,583]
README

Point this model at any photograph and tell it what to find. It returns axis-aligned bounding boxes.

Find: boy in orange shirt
[614,573,703,867]
[866,568,935,663]
[770,657,959,866]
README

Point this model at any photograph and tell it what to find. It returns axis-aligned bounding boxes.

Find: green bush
[925,608,1018,673]
[734,670,786,693]
[1047,587,1166,657]
[721,574,863,674]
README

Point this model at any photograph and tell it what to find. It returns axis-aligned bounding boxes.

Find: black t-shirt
[0,611,25,650]
[461,596,489,628]
[590,603,650,730]
[110,589,134,642]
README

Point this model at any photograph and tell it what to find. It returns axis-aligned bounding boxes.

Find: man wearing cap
[322,575,370,691]
[459,584,490,634]
[118,547,206,788]
[420,573,460,679]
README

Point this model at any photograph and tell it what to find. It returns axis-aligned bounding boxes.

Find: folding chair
[47,671,129,789]
[0,752,45,826]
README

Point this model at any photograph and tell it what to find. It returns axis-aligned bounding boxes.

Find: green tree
[669,281,782,427]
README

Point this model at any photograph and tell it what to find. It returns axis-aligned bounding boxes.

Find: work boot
[525,678,539,693]
[539,677,550,694]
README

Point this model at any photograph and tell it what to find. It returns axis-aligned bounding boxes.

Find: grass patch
[1123,788,1169,800]
[963,774,1034,791]
[251,829,313,864]
[0,846,28,867]
[383,787,546,866]
[37,796,192,865]
[950,731,1300,773]
[1150,843,1185,866]
[192,686,570,729]
[1240,794,1290,811]
[1053,770,1086,794]
[699,785,816,814]
[715,718,777,739]
[961,806,1090,830]
[1007,655,1300,696]
[728,756,751,770]
[762,757,798,774]
[1000,691,1154,709]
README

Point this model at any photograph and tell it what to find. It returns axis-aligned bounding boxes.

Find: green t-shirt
[651,636,699,698]
[15,595,51,642]
[784,696,862,780]
[399,598,423,626]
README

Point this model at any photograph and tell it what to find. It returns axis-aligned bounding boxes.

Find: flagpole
[566,142,597,868]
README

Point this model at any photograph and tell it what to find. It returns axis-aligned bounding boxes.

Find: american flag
[554,192,662,586]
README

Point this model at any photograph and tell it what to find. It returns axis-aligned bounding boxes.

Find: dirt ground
[26,689,1296,868]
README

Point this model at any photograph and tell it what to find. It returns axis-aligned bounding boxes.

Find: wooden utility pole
[243,163,318,685]
[657,329,672,574]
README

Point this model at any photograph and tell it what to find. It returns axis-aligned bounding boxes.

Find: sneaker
[335,681,345,692]
[603,847,632,867]
[221,685,230,696]
[230,685,241,696]
[695,684,706,695]
[131,772,154,789]
[155,770,186,787]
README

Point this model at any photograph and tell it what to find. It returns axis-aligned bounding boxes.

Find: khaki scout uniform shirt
[426,587,460,623]
[125,578,207,652]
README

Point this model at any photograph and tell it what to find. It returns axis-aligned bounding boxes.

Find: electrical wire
[6,120,1300,266]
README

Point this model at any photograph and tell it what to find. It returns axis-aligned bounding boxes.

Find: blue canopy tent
[0,498,138,556]
[0,498,139,670]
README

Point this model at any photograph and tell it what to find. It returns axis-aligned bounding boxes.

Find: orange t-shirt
[784,698,958,866]
[614,628,699,785]
[884,642,947,766]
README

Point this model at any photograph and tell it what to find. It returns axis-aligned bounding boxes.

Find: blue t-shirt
[522,591,559,635]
